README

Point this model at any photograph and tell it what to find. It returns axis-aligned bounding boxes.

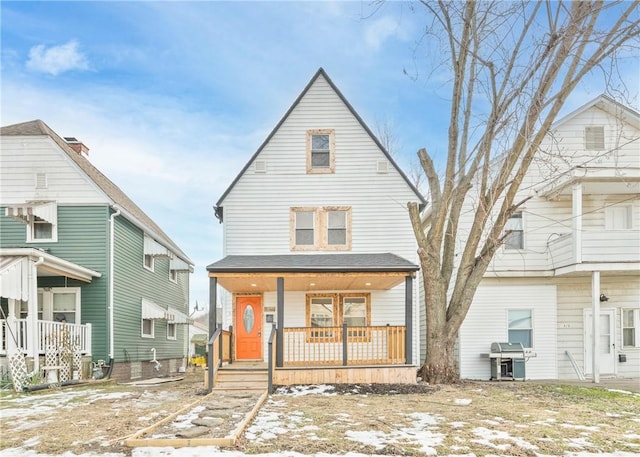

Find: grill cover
[491,342,524,353]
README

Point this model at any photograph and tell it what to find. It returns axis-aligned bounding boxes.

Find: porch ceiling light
[365,282,372,286]
[309,283,315,286]
[251,283,257,287]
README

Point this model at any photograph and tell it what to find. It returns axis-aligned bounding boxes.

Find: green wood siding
[113,217,190,363]
[0,205,110,360]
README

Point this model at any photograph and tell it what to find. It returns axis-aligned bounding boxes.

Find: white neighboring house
[455,95,640,381]
[207,68,426,385]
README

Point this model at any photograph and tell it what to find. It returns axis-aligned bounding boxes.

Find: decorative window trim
[622,308,639,348]
[141,318,155,338]
[306,129,335,174]
[305,292,371,343]
[290,206,351,251]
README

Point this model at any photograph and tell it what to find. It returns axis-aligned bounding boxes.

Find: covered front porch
[0,248,100,377]
[206,253,419,389]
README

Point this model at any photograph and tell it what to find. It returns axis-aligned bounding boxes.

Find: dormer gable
[214,68,425,222]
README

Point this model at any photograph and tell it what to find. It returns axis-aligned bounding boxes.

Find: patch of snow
[344,430,388,450]
[559,423,600,432]
[566,437,595,448]
[449,421,466,428]
[454,398,472,405]
[21,437,40,447]
[472,427,538,451]
[275,385,336,396]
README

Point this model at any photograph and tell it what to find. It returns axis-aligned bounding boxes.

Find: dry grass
[1,373,638,456]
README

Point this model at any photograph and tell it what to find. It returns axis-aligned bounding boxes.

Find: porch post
[27,258,40,372]
[208,276,217,391]
[572,183,583,264]
[405,274,413,365]
[276,277,284,367]
[591,271,600,383]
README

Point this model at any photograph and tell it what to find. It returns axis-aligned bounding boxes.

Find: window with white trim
[36,288,80,322]
[508,309,533,348]
[623,309,639,348]
[169,268,178,283]
[585,126,605,150]
[167,322,177,340]
[143,254,154,271]
[306,129,335,173]
[605,204,632,230]
[142,319,154,338]
[504,211,524,250]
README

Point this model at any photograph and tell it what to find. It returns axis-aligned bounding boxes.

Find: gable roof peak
[215,68,426,213]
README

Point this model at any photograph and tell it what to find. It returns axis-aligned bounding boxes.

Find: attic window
[585,126,605,150]
[306,129,335,174]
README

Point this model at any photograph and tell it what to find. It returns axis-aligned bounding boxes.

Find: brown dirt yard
[1,368,639,456]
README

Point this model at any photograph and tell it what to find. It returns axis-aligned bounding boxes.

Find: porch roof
[206,253,419,292]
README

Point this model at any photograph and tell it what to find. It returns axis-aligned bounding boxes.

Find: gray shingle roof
[1,119,192,265]
[206,253,419,273]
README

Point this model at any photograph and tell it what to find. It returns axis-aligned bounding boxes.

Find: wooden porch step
[214,365,268,390]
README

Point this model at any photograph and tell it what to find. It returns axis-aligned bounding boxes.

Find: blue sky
[1,1,637,311]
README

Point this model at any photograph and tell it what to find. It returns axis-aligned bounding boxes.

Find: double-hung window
[504,211,524,250]
[306,293,370,342]
[623,309,639,348]
[306,129,335,173]
[291,207,351,250]
[307,295,337,340]
[605,204,632,230]
[508,309,533,348]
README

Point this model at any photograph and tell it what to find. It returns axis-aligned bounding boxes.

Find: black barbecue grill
[489,342,526,381]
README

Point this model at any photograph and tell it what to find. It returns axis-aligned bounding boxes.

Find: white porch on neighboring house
[0,248,101,374]
[537,173,640,383]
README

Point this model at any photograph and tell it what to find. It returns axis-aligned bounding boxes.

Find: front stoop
[214,366,268,391]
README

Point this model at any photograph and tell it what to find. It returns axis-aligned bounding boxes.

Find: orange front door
[235,296,262,360]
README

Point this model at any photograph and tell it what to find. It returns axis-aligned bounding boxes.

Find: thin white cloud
[364,16,407,50]
[26,40,89,75]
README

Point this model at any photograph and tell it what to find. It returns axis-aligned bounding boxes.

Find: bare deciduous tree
[406,1,639,383]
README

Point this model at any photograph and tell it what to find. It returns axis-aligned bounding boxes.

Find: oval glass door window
[243,305,255,334]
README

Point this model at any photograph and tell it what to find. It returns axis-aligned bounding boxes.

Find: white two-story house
[456,96,640,381]
[207,68,426,385]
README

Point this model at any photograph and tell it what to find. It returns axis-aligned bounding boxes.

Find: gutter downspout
[109,206,121,364]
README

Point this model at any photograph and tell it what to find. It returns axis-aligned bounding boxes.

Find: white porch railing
[0,319,92,356]
[548,230,640,269]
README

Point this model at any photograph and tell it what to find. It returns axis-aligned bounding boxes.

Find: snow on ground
[2,383,638,457]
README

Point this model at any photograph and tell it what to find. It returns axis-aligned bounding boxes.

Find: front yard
[0,369,638,457]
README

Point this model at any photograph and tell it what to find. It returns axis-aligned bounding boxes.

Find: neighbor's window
[307,295,337,340]
[306,129,335,173]
[605,204,632,230]
[167,322,177,340]
[508,309,533,348]
[623,309,639,348]
[504,211,524,250]
[143,254,154,271]
[169,269,178,283]
[585,126,605,150]
[142,318,154,338]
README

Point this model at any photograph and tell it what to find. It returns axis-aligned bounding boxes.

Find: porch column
[405,275,413,365]
[276,277,284,367]
[27,258,41,372]
[207,276,217,392]
[572,183,583,264]
[5,299,18,355]
[591,271,600,383]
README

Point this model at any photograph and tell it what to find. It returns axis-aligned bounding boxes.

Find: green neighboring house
[0,120,193,382]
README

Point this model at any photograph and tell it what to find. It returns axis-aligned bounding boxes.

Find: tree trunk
[419,330,457,384]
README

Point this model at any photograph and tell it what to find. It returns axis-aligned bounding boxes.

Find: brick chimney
[64,137,90,158]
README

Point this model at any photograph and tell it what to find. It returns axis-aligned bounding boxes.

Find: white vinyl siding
[459,283,557,380]
[0,136,109,206]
